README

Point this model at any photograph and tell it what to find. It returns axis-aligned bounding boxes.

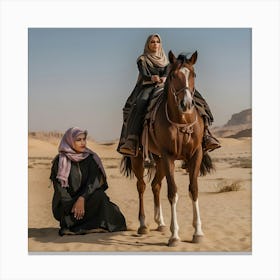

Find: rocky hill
[226,109,252,126]
[213,109,252,138]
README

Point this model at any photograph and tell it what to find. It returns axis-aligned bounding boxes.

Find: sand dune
[28,134,251,252]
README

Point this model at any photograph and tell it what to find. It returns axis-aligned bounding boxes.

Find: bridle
[165,76,197,144]
[170,85,195,104]
[169,64,196,106]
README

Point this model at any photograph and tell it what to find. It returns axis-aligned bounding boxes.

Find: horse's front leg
[163,155,180,247]
[151,158,166,232]
[189,148,204,243]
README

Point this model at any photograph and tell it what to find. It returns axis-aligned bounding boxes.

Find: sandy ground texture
[28,134,252,253]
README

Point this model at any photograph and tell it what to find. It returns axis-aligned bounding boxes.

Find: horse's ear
[168,50,176,64]
[190,51,198,65]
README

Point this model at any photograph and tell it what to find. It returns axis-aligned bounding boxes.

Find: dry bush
[216,181,242,193]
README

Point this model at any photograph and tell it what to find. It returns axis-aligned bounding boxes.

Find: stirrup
[143,158,156,169]
[181,160,188,169]
[143,152,156,169]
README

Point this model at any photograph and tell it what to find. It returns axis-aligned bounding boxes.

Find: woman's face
[148,36,160,53]
[73,133,87,153]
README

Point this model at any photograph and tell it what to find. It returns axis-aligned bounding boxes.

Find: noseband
[171,85,195,101]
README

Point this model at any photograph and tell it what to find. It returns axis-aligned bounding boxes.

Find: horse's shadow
[28,227,170,247]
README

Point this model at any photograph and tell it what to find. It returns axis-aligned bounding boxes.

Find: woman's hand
[160,77,166,83]
[151,75,161,83]
[71,196,85,220]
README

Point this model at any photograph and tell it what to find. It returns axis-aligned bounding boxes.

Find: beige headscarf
[138,34,169,68]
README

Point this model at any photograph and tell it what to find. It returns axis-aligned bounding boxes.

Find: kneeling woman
[50,127,127,236]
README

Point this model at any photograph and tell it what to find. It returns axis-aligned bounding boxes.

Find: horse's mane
[177,52,192,63]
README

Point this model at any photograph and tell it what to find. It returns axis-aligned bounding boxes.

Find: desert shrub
[216,181,242,193]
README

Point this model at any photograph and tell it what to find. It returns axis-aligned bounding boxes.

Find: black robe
[117,56,169,151]
[50,155,126,234]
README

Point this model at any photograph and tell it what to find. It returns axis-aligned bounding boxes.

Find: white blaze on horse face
[179,67,193,111]
[180,67,190,87]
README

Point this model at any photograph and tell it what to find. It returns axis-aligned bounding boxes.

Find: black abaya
[50,155,127,235]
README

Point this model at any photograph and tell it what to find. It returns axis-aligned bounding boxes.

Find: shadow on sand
[28,227,170,248]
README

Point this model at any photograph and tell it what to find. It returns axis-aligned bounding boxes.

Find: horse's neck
[166,93,178,122]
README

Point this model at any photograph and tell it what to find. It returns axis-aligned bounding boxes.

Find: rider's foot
[143,158,156,169]
[119,139,137,157]
[203,135,221,152]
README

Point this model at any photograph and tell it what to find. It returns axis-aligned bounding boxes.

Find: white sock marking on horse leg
[192,199,204,236]
[170,193,180,240]
[154,205,166,227]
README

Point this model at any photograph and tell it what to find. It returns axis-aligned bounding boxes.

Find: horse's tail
[120,155,156,181]
[200,152,215,176]
[120,156,134,178]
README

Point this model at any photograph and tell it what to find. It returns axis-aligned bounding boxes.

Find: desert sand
[28,134,251,253]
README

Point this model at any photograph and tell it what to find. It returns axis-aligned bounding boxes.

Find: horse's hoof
[168,238,180,247]
[157,225,167,232]
[137,226,149,235]
[192,235,203,243]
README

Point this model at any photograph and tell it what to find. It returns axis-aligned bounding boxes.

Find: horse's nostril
[180,101,187,112]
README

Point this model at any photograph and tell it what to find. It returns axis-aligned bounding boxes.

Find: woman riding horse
[117,34,220,163]
[121,50,216,246]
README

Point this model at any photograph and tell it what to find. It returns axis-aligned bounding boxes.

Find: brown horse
[121,51,214,246]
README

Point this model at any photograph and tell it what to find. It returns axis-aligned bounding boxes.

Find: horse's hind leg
[162,155,180,247]
[188,148,204,243]
[132,155,149,234]
[137,179,149,234]
[151,157,166,232]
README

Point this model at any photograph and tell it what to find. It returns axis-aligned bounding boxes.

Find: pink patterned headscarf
[56,127,106,187]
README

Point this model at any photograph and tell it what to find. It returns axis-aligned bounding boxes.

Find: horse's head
[167,50,197,113]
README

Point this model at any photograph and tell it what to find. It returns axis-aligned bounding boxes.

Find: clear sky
[28,28,251,142]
